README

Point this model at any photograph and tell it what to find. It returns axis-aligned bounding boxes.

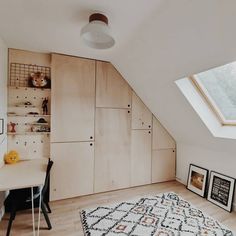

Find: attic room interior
[0,0,236,235]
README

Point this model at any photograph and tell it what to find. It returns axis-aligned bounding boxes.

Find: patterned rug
[80,192,234,235]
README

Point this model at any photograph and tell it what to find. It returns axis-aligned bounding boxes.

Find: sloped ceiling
[0,0,236,153]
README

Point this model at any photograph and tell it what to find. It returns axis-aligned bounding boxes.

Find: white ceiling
[0,0,163,61]
[1,0,236,154]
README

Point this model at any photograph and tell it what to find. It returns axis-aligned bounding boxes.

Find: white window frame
[190,75,236,126]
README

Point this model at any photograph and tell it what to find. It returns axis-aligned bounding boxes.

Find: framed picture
[0,118,4,135]
[187,164,209,197]
[207,171,235,212]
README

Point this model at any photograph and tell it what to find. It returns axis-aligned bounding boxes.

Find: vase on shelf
[9,122,16,133]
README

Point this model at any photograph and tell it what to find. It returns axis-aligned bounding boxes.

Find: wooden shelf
[7,132,50,135]
[15,104,36,108]
[30,122,49,126]
[7,114,51,117]
[8,86,51,91]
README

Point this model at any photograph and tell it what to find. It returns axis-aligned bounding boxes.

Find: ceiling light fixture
[81,13,115,49]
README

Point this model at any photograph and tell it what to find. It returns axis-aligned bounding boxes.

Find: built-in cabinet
[51,54,95,142]
[131,130,152,186]
[7,50,176,202]
[151,116,176,183]
[50,142,94,200]
[131,92,152,130]
[96,61,132,108]
[94,108,131,192]
[152,149,176,182]
[152,117,175,149]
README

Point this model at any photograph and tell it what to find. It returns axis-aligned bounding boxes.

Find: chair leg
[44,201,51,213]
[41,202,52,230]
[6,206,16,236]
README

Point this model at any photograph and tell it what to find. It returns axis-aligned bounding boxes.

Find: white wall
[0,37,8,216]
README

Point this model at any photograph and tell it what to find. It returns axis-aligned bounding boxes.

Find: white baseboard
[175,177,186,186]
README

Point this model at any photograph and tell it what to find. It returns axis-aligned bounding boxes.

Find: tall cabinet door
[50,142,94,201]
[94,108,131,193]
[51,54,95,142]
[131,130,152,186]
[96,61,132,108]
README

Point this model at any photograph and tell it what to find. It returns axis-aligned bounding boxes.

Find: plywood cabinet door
[131,130,152,187]
[96,61,132,108]
[152,116,175,149]
[50,142,94,201]
[152,149,176,183]
[94,108,131,193]
[131,92,152,129]
[51,54,95,142]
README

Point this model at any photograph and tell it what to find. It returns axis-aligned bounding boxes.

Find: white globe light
[81,13,115,49]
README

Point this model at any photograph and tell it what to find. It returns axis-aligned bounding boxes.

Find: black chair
[4,159,53,236]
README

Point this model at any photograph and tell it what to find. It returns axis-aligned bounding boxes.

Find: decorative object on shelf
[187,164,208,198]
[81,13,115,49]
[42,97,49,115]
[0,118,4,135]
[207,171,235,212]
[28,72,51,88]
[4,150,20,164]
[10,63,51,87]
[9,122,16,133]
[37,118,47,124]
[7,112,16,116]
[29,118,49,130]
[16,102,35,108]
[24,101,32,106]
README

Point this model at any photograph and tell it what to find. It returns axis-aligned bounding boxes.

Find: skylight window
[191,62,236,125]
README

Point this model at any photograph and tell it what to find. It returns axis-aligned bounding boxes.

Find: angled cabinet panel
[152,116,175,149]
[50,142,94,201]
[96,61,132,108]
[51,54,95,142]
[131,130,152,187]
[131,92,152,129]
[152,149,176,183]
[94,108,131,193]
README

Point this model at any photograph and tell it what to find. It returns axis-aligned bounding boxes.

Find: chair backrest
[42,159,53,197]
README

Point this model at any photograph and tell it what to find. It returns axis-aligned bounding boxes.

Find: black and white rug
[80,192,234,235]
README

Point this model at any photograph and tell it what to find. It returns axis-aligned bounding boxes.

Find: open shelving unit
[7,53,51,159]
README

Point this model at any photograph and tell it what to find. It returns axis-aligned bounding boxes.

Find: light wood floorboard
[0,181,236,235]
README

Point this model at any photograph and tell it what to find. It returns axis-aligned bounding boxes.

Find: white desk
[0,159,47,236]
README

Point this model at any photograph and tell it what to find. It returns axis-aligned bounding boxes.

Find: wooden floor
[0,181,236,235]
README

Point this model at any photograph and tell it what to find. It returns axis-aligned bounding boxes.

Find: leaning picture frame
[207,171,235,212]
[187,164,209,198]
[0,118,4,135]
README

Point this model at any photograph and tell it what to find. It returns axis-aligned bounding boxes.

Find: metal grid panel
[10,63,51,87]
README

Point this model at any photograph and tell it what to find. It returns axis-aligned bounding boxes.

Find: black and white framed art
[207,171,235,212]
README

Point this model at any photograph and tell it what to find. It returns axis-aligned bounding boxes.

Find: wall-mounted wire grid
[10,63,51,87]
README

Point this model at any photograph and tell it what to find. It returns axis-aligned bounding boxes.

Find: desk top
[0,159,47,191]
